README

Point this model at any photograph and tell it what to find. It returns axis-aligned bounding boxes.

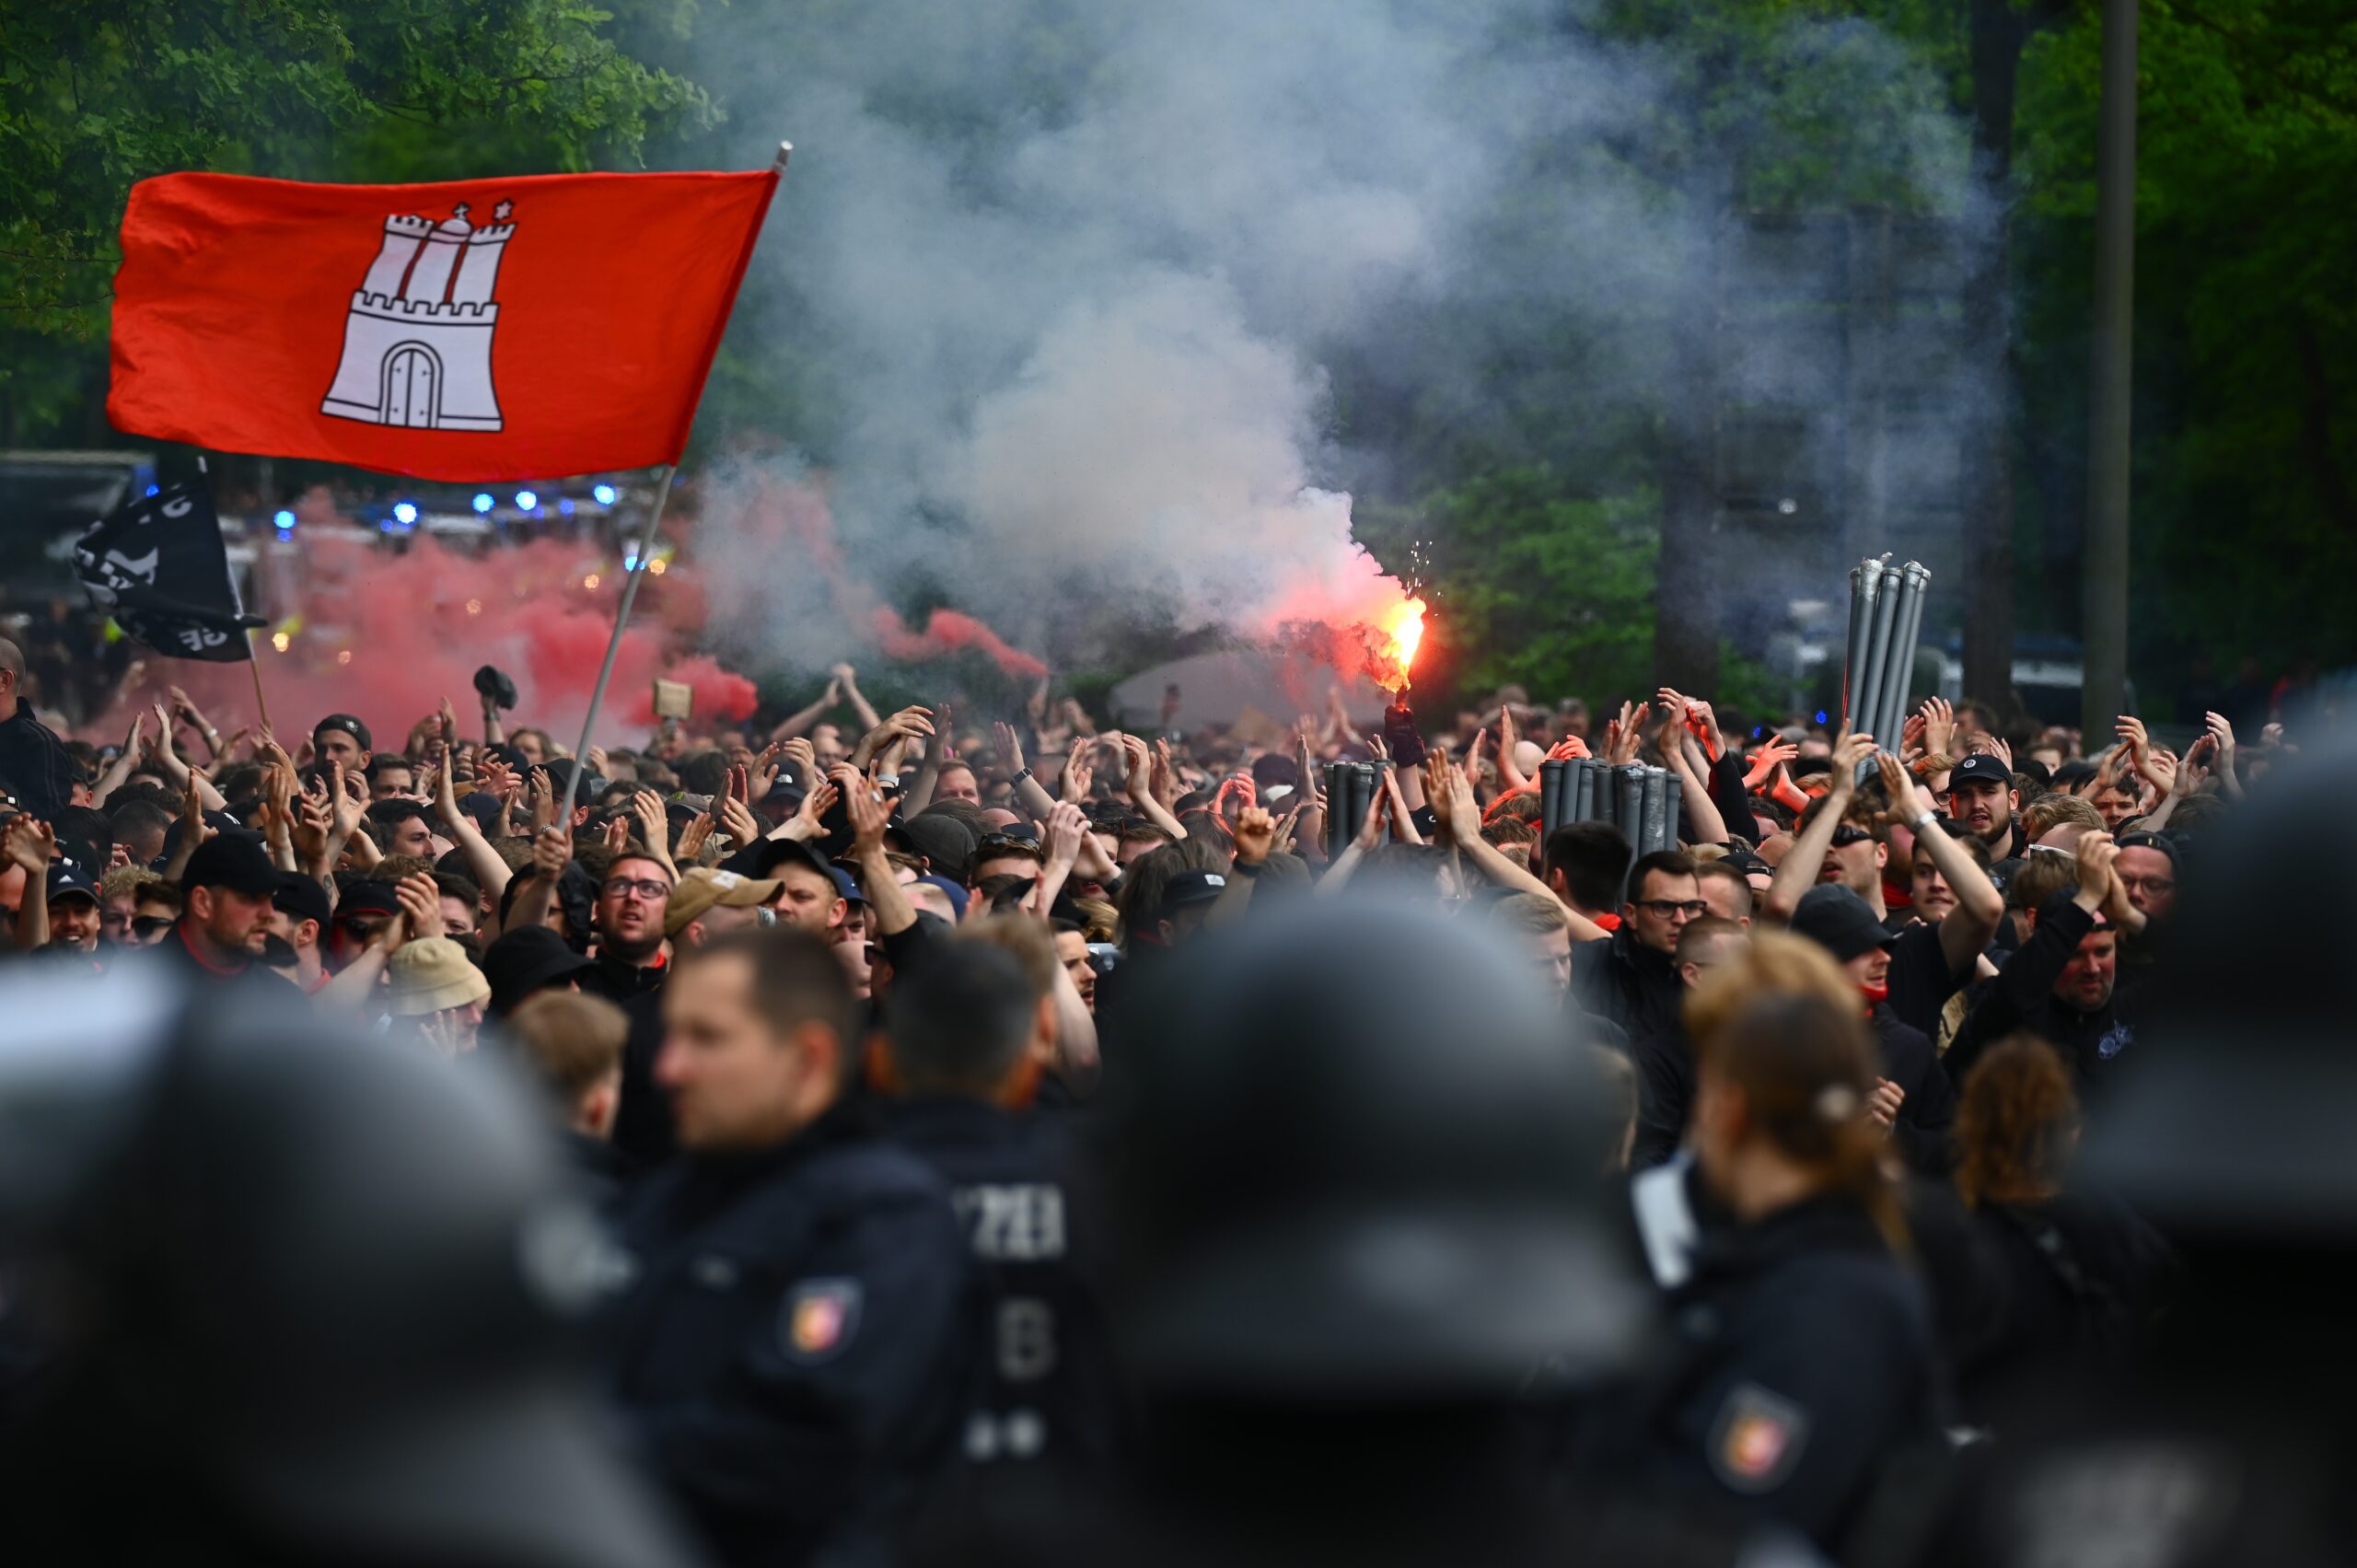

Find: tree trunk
[1959,0,2039,710]
[1655,191,1722,695]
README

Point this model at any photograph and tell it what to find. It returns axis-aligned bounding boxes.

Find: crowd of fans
[0,626,2310,1564]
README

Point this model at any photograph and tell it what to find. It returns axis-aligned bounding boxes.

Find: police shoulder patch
[1708,1380,1811,1493]
[779,1277,863,1363]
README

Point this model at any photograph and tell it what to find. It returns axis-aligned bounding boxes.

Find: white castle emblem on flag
[321,201,515,431]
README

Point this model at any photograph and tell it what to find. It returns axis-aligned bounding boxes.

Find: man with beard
[581,849,679,1167]
[1944,752,2025,859]
[151,832,305,998]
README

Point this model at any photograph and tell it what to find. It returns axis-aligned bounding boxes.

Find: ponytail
[1689,935,1909,1253]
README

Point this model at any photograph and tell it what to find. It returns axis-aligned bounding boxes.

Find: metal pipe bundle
[1614,765,1646,845]
[1841,553,1933,773]
[1638,767,1669,856]
[1540,757,1565,838]
[1571,758,1596,824]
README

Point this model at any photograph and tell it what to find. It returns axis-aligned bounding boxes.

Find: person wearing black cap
[268,872,332,993]
[606,926,974,1568]
[482,923,598,1019]
[37,861,104,961]
[311,712,373,772]
[1944,749,2024,859]
[153,831,304,996]
[1788,882,1955,1168]
[1945,829,2133,1092]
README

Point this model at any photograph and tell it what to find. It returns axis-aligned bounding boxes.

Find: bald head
[0,637,23,714]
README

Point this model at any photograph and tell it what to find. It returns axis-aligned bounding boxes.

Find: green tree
[0,0,708,439]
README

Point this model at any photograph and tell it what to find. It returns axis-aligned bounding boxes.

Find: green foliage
[0,0,709,358]
[1416,469,1662,703]
[2014,0,2357,680]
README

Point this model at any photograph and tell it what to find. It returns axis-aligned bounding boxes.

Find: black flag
[73,479,264,663]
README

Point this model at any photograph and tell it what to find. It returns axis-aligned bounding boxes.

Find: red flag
[109,169,777,481]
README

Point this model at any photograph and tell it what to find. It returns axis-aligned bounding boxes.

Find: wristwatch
[1012,768,1034,785]
[1912,809,1937,831]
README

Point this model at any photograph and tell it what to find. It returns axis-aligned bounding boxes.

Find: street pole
[2082,0,2136,738]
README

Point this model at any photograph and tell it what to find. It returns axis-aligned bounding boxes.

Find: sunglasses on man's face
[130,915,176,939]
[1829,824,1875,847]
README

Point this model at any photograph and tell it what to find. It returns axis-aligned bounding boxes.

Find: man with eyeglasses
[1631,915,1749,1169]
[582,851,680,1166]
[1765,736,2004,1043]
[2112,832,2179,922]
[1571,848,1705,1040]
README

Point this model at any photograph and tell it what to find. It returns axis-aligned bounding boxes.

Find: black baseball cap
[313,713,373,752]
[45,863,100,907]
[334,881,404,922]
[1790,884,1899,962]
[481,924,596,1017]
[180,830,282,898]
[273,872,331,929]
[1947,753,2014,789]
[1159,870,1229,920]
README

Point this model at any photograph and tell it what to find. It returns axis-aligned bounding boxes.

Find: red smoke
[873,607,1049,679]
[702,471,1051,681]
[85,529,755,750]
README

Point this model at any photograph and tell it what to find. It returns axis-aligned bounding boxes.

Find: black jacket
[1646,1195,1947,1555]
[1631,1026,1698,1172]
[579,954,674,1166]
[1945,900,2133,1089]
[0,704,74,820]
[607,1104,976,1568]
[1572,927,1685,1043]
[879,1096,1122,1483]
[1872,1005,1956,1173]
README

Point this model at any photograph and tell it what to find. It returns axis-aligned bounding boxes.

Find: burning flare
[1381,597,1427,691]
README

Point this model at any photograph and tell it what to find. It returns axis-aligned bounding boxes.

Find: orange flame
[1382,597,1427,691]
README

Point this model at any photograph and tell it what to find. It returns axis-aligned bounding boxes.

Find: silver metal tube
[1616,765,1646,851]
[1540,759,1565,838]
[1848,556,1890,738]
[1877,562,1931,753]
[1664,773,1685,850]
[1843,560,1873,737]
[1639,766,1670,855]
[1570,758,1596,823]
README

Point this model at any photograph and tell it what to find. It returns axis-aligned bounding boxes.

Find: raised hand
[1545,735,1591,762]
[1866,1079,1905,1131]
[1824,731,1875,803]
[1043,801,1087,871]
[1875,749,1933,820]
[845,769,891,854]
[1152,738,1181,810]
[532,824,573,880]
[1232,806,1276,867]
[394,871,444,943]
[778,736,818,787]
[993,721,1028,778]
[1743,735,1798,791]
[1918,696,1956,761]
[1060,744,1095,804]
[2,816,54,875]
[676,813,716,864]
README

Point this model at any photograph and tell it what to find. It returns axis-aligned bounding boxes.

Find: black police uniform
[608,1103,976,1568]
[1646,1193,1948,1556]
[879,1095,1120,1481]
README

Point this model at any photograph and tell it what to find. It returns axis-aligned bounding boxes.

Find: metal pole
[1843,561,1871,736]
[1882,563,1932,753]
[1871,563,1915,751]
[1540,759,1564,838]
[1848,557,1890,738]
[1570,757,1595,823]
[563,464,678,821]
[1664,773,1685,851]
[1616,765,1646,852]
[1639,767,1669,855]
[2083,0,2136,739]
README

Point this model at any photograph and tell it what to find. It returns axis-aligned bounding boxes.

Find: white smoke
[680,0,1974,674]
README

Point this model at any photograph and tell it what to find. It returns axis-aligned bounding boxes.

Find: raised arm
[1875,750,2002,976]
[1429,757,1611,943]
[1764,730,1875,924]
[846,768,918,939]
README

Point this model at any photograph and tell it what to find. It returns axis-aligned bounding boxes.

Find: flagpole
[193,451,277,736]
[557,141,791,828]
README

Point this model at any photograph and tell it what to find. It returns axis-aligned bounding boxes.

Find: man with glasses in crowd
[580,850,680,1166]
[1572,849,1705,1040]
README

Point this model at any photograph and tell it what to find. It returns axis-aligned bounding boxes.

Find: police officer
[0,964,695,1568]
[927,896,1760,1568]
[870,939,1120,1510]
[1931,738,2353,1567]
[606,926,974,1568]
[1632,933,1948,1562]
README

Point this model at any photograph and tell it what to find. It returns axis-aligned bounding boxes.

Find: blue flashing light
[472,492,494,514]
[378,518,395,532]
[515,489,539,511]
[1815,710,1829,726]
[392,501,419,525]
[592,483,619,505]
[276,529,294,541]
[145,484,160,496]
[273,509,296,528]
[558,498,575,515]
[623,554,640,571]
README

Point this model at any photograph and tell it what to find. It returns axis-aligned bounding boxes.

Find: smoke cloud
[682,0,1975,682]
